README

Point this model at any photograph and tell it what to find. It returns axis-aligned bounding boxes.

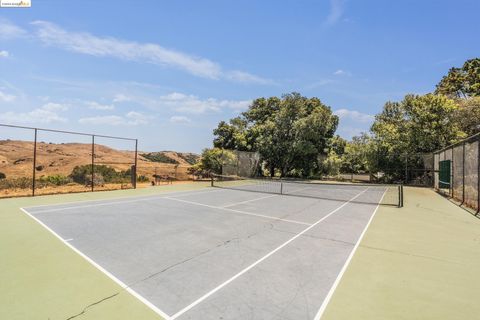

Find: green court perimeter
[1,184,479,320]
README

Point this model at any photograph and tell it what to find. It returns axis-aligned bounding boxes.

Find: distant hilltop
[0,140,199,179]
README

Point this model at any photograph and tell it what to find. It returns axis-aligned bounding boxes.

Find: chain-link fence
[0,124,138,198]
[335,152,434,186]
[434,133,480,213]
[221,150,260,177]
[147,164,194,185]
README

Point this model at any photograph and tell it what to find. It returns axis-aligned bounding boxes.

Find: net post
[280,181,283,195]
[32,128,37,197]
[211,175,214,187]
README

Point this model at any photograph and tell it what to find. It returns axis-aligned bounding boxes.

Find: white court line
[313,190,386,320]
[27,188,228,214]
[20,207,172,320]
[163,196,311,226]
[222,194,277,208]
[169,187,370,320]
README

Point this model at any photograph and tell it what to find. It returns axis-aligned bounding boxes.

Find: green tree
[328,135,347,156]
[322,151,342,176]
[372,94,463,154]
[403,94,464,151]
[369,94,465,180]
[454,97,480,136]
[194,148,236,175]
[213,93,338,177]
[341,134,371,173]
[435,58,480,98]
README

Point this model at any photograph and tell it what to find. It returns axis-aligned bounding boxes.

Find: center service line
[169,187,370,319]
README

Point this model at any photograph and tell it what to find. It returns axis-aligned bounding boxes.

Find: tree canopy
[213,93,338,177]
[435,58,480,98]
[200,58,480,182]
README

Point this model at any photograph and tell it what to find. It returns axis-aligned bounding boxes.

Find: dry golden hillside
[0,140,198,180]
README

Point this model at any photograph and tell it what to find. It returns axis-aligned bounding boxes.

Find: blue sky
[0,0,479,153]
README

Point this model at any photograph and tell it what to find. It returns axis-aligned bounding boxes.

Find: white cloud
[169,116,192,124]
[0,19,27,39]
[333,69,351,76]
[42,102,68,111]
[325,0,346,26]
[334,109,373,123]
[111,92,251,114]
[79,111,149,126]
[86,101,114,110]
[305,79,334,89]
[30,21,270,83]
[226,70,274,85]
[31,20,221,79]
[0,103,68,124]
[112,93,131,103]
[0,90,16,102]
[0,50,9,58]
[157,92,251,114]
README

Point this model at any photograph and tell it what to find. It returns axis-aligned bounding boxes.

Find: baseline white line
[27,188,227,214]
[20,207,172,320]
[313,190,387,320]
[222,194,277,208]
[169,187,370,320]
[163,196,311,226]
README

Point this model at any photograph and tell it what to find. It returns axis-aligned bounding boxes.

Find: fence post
[462,142,465,205]
[32,128,37,196]
[134,139,138,189]
[477,137,480,214]
[91,135,95,192]
[405,154,408,184]
[450,148,454,198]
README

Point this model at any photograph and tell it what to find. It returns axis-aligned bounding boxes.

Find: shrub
[70,165,133,185]
[85,173,105,186]
[142,152,179,164]
[178,153,199,165]
[0,172,5,180]
[0,177,32,190]
[38,175,72,186]
[137,175,149,182]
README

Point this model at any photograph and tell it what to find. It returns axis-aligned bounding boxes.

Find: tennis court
[22,181,398,320]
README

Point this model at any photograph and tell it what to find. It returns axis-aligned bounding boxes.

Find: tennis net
[211,175,403,207]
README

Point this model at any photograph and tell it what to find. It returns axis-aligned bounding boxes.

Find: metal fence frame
[0,123,138,196]
[433,132,480,214]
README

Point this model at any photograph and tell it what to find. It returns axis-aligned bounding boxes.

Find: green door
[438,160,451,189]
